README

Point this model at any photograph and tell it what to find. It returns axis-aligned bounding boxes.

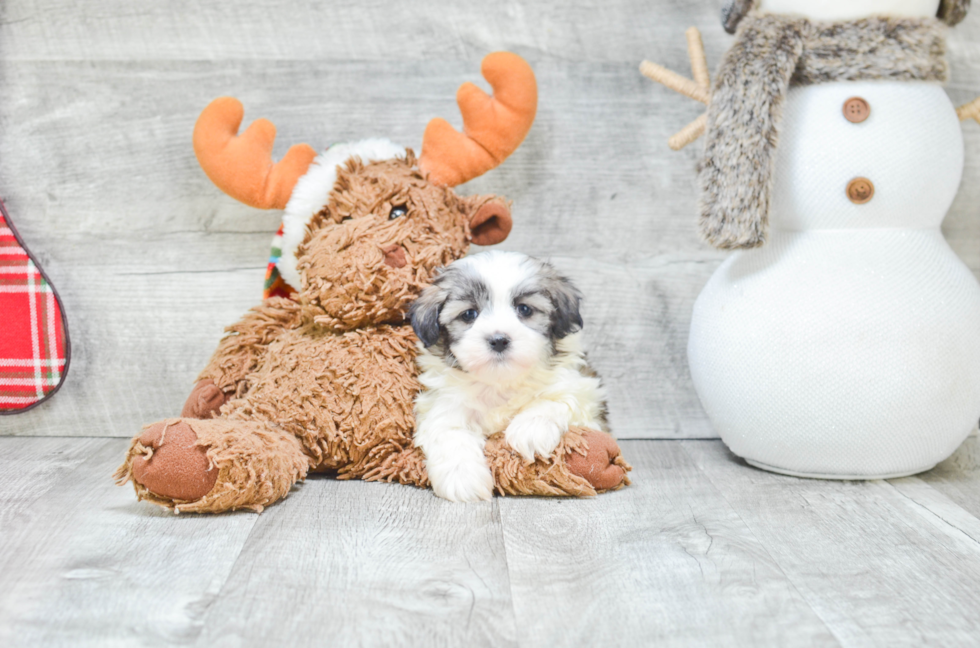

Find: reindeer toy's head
[192,52,536,330]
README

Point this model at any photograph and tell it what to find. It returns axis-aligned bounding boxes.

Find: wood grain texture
[683,440,980,647]
[497,441,837,647]
[196,477,517,648]
[0,1,978,438]
[6,437,980,646]
[0,437,259,647]
[0,0,740,63]
[0,436,106,546]
[917,434,980,519]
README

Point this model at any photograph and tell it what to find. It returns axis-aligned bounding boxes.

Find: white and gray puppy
[409,251,609,503]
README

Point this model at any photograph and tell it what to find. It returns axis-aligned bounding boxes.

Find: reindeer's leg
[378,428,631,498]
[563,429,632,492]
[357,441,430,488]
[485,427,631,497]
[114,416,311,513]
[183,297,303,419]
[126,325,426,511]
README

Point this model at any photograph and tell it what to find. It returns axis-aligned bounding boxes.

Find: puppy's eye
[389,204,408,220]
[516,304,533,318]
[459,309,479,323]
[341,216,353,223]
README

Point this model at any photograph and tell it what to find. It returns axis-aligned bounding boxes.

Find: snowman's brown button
[843,97,870,123]
[847,177,875,204]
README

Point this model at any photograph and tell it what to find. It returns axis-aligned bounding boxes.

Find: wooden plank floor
[3,436,980,647]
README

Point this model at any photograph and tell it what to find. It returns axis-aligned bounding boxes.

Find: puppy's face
[410,252,583,381]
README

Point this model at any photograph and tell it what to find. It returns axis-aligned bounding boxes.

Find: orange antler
[192,97,317,209]
[419,52,537,187]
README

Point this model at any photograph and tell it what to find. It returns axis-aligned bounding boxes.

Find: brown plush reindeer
[115,53,630,513]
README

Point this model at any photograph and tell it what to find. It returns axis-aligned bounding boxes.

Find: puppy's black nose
[488,334,511,353]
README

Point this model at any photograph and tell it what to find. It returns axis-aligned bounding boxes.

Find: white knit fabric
[757,0,940,20]
[770,83,963,231]
[688,81,980,478]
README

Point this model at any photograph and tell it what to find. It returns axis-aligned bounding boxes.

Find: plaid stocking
[0,199,70,413]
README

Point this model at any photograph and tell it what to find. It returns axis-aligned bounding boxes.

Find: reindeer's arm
[184,297,305,418]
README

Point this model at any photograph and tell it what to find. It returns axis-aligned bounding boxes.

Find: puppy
[409,251,609,503]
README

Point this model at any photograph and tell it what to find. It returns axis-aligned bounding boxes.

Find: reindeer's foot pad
[181,379,229,419]
[565,428,631,492]
[484,428,631,498]
[484,428,608,497]
[128,420,218,502]
[114,418,309,514]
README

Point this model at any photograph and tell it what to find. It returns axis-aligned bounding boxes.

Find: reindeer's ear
[542,267,584,340]
[467,197,512,246]
[722,0,755,34]
[938,0,970,26]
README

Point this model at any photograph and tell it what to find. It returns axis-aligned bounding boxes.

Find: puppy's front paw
[429,459,494,503]
[505,413,564,463]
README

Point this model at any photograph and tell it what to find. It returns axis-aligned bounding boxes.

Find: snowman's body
[687,1,980,478]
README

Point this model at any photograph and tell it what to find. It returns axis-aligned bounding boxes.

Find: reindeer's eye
[516,304,533,318]
[389,204,408,220]
[459,309,478,323]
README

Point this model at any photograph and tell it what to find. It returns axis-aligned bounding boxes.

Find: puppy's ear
[410,283,447,347]
[467,196,513,246]
[544,269,584,339]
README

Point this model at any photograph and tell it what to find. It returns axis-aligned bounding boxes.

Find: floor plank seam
[678,441,847,648]
[887,479,980,548]
[492,497,525,648]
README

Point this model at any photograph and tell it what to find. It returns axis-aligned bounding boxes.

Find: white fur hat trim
[277,138,406,291]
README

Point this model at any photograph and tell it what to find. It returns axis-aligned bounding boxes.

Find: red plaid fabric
[0,201,69,413]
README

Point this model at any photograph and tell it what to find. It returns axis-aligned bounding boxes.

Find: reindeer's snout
[382,244,407,269]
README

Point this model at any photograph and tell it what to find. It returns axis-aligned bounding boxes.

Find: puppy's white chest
[469,384,528,435]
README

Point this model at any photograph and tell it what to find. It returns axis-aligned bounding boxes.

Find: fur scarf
[699,13,950,249]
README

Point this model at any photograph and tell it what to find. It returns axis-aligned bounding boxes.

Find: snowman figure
[643,0,980,478]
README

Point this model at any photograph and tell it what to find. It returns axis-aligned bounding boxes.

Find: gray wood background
[1,0,978,438]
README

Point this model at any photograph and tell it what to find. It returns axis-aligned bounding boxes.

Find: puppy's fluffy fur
[409,251,609,503]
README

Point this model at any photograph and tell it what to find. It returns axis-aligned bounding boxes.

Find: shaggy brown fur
[115,153,631,513]
[117,418,308,513]
[487,428,631,497]
[698,14,949,249]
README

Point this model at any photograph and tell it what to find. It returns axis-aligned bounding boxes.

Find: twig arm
[958,97,980,124]
[668,114,708,151]
[686,28,711,91]
[640,27,712,151]
[640,61,710,105]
